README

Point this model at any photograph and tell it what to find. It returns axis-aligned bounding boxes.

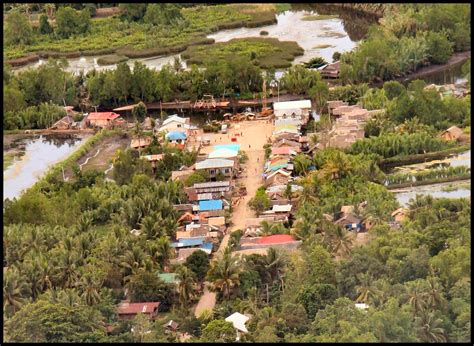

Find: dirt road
[193,119,273,317]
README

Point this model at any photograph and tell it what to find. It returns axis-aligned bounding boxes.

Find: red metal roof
[88,112,120,120]
[257,234,296,245]
[117,302,160,315]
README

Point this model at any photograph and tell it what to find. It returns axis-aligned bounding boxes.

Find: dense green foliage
[349,132,456,159]
[384,165,470,186]
[340,4,470,83]
[4,4,278,61]
[182,37,303,69]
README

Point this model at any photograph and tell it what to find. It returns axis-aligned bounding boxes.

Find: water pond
[394,180,471,207]
[3,134,90,200]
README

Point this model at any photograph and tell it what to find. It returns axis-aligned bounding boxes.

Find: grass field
[181,37,304,69]
[5,4,279,61]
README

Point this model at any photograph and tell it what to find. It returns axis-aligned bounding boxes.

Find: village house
[334,213,363,232]
[331,105,362,117]
[239,234,301,252]
[51,114,73,130]
[171,236,213,258]
[87,112,122,128]
[264,169,292,187]
[327,100,349,115]
[273,100,312,122]
[142,154,164,169]
[318,61,340,79]
[159,114,191,132]
[165,131,187,148]
[131,136,152,150]
[195,158,237,181]
[185,181,232,202]
[439,126,463,141]
[117,301,161,320]
[273,138,301,149]
[391,207,409,223]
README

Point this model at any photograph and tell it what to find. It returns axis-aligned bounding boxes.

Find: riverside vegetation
[4,4,282,62]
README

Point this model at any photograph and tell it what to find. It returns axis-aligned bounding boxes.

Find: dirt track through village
[194,119,273,317]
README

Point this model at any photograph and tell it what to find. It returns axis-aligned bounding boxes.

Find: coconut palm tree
[3,268,31,317]
[120,246,148,279]
[293,154,312,176]
[262,247,286,286]
[415,310,447,342]
[76,273,102,306]
[54,252,79,289]
[355,272,378,304]
[154,236,174,271]
[176,266,196,307]
[424,275,446,311]
[207,247,241,300]
[404,281,428,317]
[326,225,354,257]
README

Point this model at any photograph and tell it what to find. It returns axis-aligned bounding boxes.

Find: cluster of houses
[231,100,315,254]
[326,101,381,149]
[169,144,243,261]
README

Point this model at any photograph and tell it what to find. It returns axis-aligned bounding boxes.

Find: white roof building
[159,114,191,132]
[225,312,250,334]
[273,100,312,111]
[272,204,292,213]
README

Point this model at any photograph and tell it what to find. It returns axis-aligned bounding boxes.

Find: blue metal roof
[166,131,187,140]
[200,242,213,250]
[172,236,206,248]
[199,199,223,211]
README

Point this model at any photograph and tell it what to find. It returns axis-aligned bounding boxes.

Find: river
[3,134,90,200]
[13,8,367,75]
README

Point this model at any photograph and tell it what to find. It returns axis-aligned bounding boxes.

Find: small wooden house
[87,112,121,128]
[391,207,409,223]
[117,301,160,320]
[439,126,463,141]
[131,137,152,150]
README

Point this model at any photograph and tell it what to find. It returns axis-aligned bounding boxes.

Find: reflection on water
[14,8,372,74]
[208,10,359,65]
[3,134,89,200]
[394,180,471,207]
[292,3,378,41]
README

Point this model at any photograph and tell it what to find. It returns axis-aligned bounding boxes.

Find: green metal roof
[157,273,179,284]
